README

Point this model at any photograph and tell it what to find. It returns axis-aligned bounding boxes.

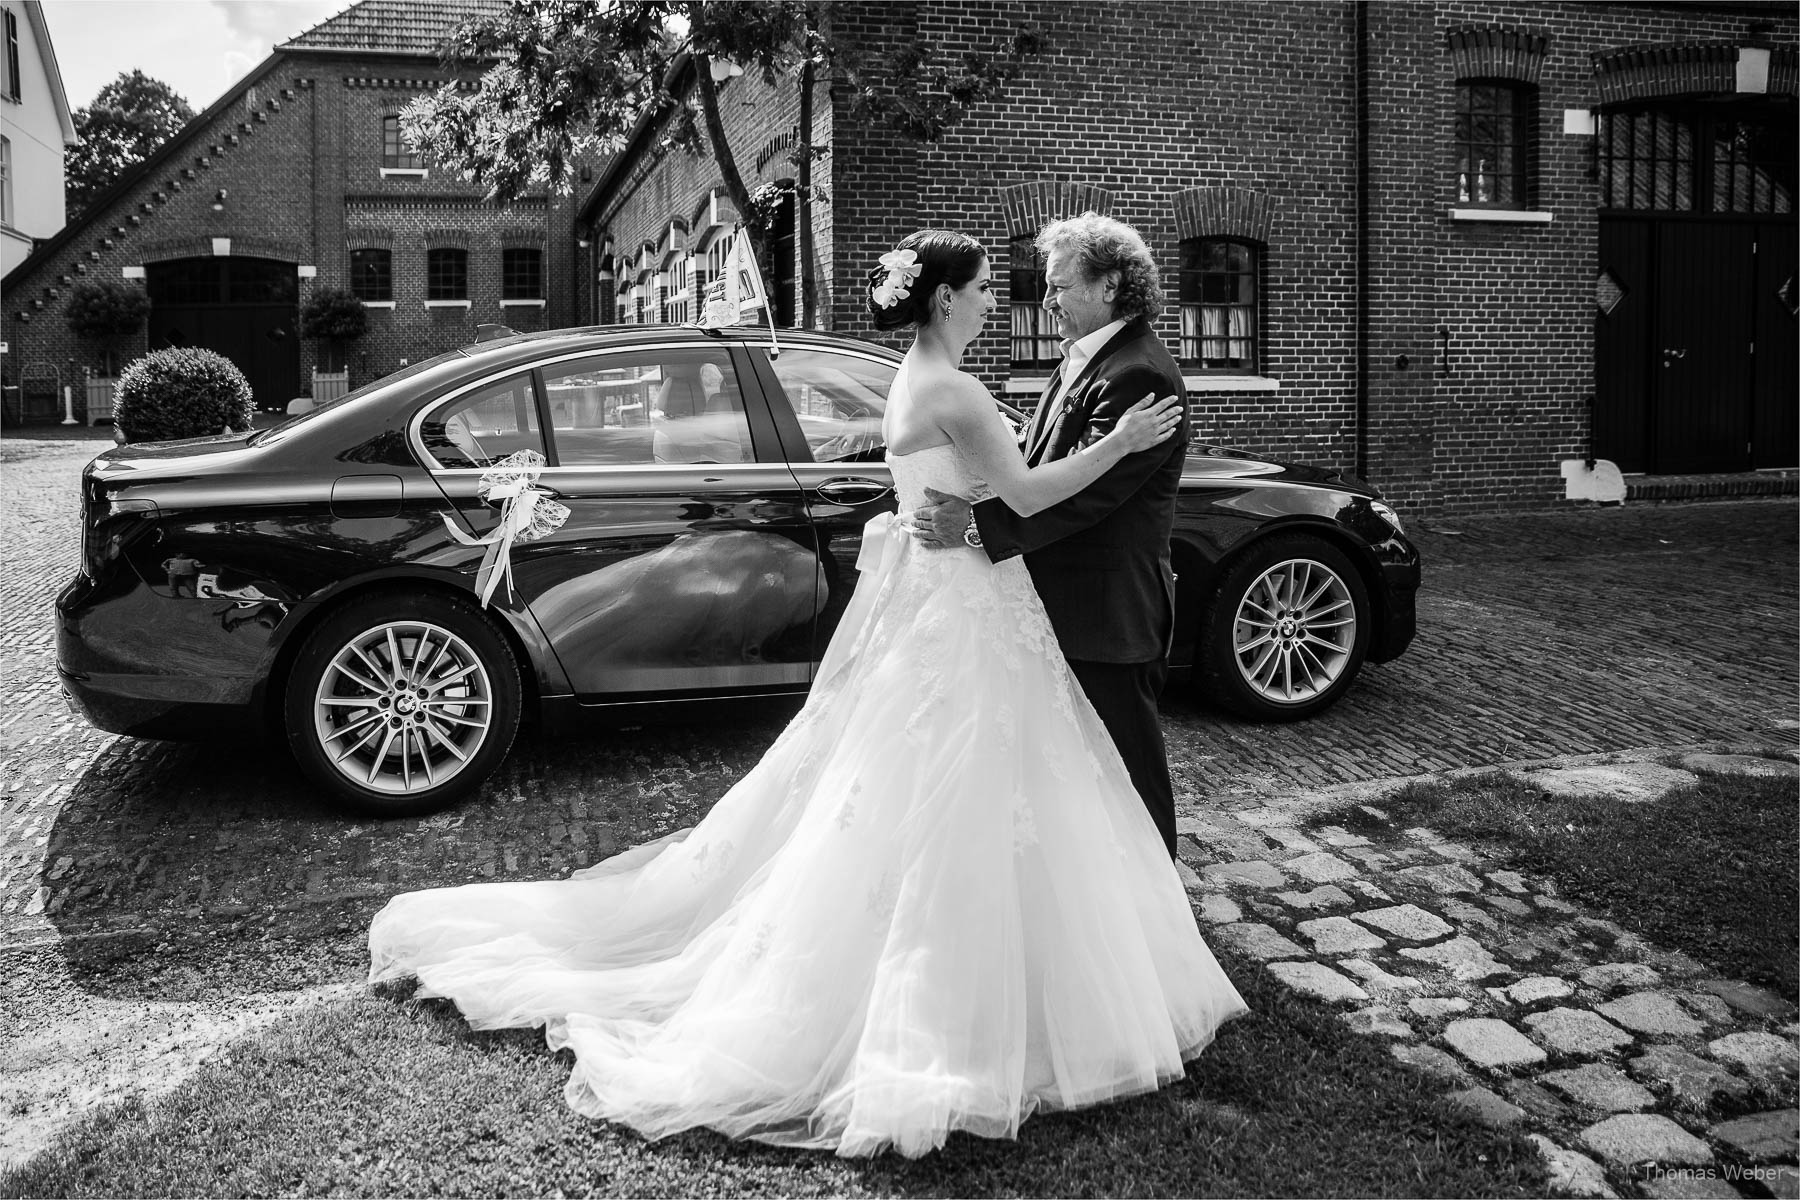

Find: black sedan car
[59,324,1418,815]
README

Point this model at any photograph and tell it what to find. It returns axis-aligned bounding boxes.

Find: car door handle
[814,478,893,505]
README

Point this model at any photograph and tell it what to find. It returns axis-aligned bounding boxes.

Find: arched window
[1454,82,1533,208]
[1178,239,1259,371]
[662,251,690,323]
[1009,237,1057,368]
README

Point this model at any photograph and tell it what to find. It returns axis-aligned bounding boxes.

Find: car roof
[456,323,905,373]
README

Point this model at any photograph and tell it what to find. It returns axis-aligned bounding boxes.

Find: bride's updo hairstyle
[865,230,986,331]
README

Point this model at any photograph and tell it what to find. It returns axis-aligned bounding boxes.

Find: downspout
[1353,0,1370,482]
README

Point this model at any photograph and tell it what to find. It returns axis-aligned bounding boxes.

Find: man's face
[1042,248,1117,344]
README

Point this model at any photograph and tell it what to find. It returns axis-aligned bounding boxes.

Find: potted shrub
[112,347,254,443]
[300,287,368,404]
[64,280,151,422]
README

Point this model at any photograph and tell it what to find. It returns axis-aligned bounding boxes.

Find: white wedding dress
[368,437,1249,1158]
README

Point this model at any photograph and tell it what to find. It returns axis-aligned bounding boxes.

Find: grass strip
[1345,768,1798,997]
[1,947,1544,1198]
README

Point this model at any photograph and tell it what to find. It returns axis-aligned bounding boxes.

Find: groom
[910,211,1188,857]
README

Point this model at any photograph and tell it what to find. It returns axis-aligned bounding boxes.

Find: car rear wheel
[283,592,521,816]
[1198,534,1370,721]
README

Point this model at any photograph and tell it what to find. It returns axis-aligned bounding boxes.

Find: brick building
[0,0,585,418]
[576,1,1797,514]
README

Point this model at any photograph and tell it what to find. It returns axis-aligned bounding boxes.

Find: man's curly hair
[1034,212,1165,322]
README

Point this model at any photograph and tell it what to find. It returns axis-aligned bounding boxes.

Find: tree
[65,71,195,221]
[64,280,151,376]
[300,288,370,373]
[404,1,1040,327]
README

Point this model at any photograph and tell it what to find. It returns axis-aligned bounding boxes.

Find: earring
[944,301,954,320]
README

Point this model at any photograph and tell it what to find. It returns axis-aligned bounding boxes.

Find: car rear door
[745,343,899,669]
[425,340,820,698]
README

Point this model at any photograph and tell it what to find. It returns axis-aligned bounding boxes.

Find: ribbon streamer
[855,511,899,576]
[440,450,570,608]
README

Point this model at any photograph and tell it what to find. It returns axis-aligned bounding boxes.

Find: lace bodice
[887,442,995,512]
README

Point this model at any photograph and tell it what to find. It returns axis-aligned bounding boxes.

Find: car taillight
[81,496,159,581]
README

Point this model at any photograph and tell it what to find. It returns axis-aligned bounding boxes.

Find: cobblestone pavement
[2,437,1796,1186]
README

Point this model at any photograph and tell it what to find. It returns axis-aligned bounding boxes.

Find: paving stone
[1639,1172,1747,1199]
[1201,860,1286,889]
[1260,825,1320,852]
[1392,862,1485,894]
[1441,898,1502,932]
[1338,958,1425,993]
[1697,979,1797,1022]
[1390,1041,1474,1085]
[1536,895,1579,914]
[1400,936,1512,981]
[1525,762,1698,802]
[1525,1008,1637,1057]
[1486,894,1534,918]
[1540,1063,1657,1112]
[1216,922,1307,960]
[1580,962,1665,993]
[1680,752,1799,778]
[1428,839,1481,863]
[1448,1086,1527,1128]
[1443,1018,1548,1069]
[1673,991,1733,1026]
[1502,938,1547,963]
[1709,1032,1800,1083]
[1506,1078,1575,1123]
[1509,976,1577,1005]
[1651,950,1710,980]
[1283,851,1359,883]
[1528,1135,1617,1198]
[1314,824,1372,848]
[1296,915,1387,955]
[1266,961,1370,1004]
[1347,880,1393,902]
[1233,806,1297,828]
[1579,1113,1714,1169]
[1769,1167,1800,1200]
[1352,903,1454,942]
[1408,997,1472,1019]
[1356,805,1390,822]
[1487,869,1531,894]
[1339,846,1393,868]
[1274,884,1354,911]
[1708,1109,1799,1161]
[1197,893,1242,924]
[1597,992,1706,1039]
[1342,1006,1415,1038]
[1628,1045,1753,1110]
[1174,859,1205,891]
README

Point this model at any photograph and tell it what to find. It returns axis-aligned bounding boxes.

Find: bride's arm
[936,376,1179,517]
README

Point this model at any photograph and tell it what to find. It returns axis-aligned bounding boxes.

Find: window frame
[0,136,12,227]
[1599,100,1796,216]
[1008,237,1058,370]
[501,246,544,302]
[1177,237,1262,374]
[348,246,393,303]
[425,246,469,303]
[381,114,425,173]
[1454,80,1533,210]
[4,11,19,104]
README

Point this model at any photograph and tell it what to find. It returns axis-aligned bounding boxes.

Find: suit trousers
[1066,657,1177,859]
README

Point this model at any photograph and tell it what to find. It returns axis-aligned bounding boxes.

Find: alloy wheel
[1229,557,1359,705]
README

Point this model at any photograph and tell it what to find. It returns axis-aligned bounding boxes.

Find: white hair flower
[871,248,922,309]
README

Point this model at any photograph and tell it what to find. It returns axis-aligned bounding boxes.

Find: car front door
[747,344,899,668]
[425,342,821,698]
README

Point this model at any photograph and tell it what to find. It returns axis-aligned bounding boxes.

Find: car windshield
[250,350,470,446]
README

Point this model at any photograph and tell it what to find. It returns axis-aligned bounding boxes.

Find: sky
[41,0,347,113]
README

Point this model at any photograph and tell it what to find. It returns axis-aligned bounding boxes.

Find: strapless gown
[367,441,1248,1158]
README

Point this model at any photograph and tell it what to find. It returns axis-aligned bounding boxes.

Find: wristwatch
[962,511,983,550]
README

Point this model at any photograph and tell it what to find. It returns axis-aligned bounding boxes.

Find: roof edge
[577,51,696,227]
[24,1,76,143]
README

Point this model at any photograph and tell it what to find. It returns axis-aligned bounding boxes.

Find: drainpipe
[1353,0,1370,482]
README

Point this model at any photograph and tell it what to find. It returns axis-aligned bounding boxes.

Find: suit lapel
[1024,360,1066,466]
[1039,321,1147,462]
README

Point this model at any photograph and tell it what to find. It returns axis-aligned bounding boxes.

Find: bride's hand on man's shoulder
[1108,393,1183,455]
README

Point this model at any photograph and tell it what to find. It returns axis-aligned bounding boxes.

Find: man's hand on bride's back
[903,487,973,551]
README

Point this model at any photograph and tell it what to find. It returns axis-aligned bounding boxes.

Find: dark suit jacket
[972,318,1189,664]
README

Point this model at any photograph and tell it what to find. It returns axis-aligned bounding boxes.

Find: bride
[368,230,1249,1158]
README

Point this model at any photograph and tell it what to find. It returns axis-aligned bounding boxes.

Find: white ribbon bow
[440,449,571,608]
[855,511,899,576]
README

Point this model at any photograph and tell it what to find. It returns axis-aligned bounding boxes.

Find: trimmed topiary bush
[113,347,255,442]
[300,287,369,372]
[65,280,152,375]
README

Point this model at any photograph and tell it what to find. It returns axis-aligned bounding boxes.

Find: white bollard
[62,385,77,425]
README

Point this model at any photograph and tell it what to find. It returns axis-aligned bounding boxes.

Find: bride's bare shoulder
[908,364,990,411]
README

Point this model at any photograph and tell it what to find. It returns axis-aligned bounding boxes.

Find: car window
[766,348,893,463]
[420,373,545,469]
[541,347,751,466]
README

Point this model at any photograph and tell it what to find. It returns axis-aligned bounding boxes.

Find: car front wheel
[1198,534,1370,721]
[283,592,521,816]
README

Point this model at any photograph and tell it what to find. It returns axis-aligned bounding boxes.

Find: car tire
[1198,533,1371,721]
[283,592,521,817]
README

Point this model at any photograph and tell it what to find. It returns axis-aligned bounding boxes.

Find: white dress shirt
[1045,317,1130,414]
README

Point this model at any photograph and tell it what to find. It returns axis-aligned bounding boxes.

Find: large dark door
[1596,219,1652,470]
[1655,222,1756,473]
[146,257,300,411]
[1754,220,1799,468]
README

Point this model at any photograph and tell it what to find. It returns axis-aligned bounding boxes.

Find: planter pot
[85,377,118,425]
[311,369,350,404]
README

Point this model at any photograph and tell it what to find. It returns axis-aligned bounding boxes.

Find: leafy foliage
[113,347,255,443]
[64,281,151,339]
[64,71,195,221]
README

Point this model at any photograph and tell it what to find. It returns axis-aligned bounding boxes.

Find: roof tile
[281,0,505,57]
